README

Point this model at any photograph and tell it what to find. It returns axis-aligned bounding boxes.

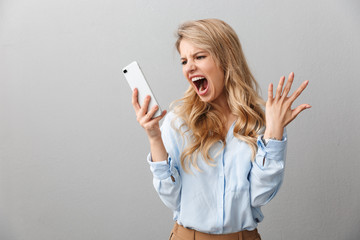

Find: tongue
[203,79,208,89]
[199,84,204,91]
[199,79,208,92]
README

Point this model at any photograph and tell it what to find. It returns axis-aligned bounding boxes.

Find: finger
[145,105,160,120]
[267,83,273,103]
[143,110,167,127]
[151,110,167,122]
[131,88,141,112]
[290,104,312,122]
[275,76,285,100]
[281,72,294,100]
[139,95,151,116]
[289,80,309,103]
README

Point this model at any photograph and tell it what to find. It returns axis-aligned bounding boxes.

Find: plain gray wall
[1,0,359,239]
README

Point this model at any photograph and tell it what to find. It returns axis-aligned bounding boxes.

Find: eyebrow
[180,51,208,60]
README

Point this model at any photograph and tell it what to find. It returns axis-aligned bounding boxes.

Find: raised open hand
[264,72,311,140]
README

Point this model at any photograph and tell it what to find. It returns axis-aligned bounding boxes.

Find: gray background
[1,0,359,239]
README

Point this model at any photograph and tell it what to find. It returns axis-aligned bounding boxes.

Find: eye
[181,60,187,65]
[196,56,206,60]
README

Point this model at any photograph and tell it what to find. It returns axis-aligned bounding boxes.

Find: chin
[198,95,214,103]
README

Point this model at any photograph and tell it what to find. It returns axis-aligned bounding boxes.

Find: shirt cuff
[257,135,287,160]
[147,153,174,180]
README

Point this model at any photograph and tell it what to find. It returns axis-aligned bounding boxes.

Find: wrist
[148,136,167,163]
[148,135,163,145]
[264,127,283,140]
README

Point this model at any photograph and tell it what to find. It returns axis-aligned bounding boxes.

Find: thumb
[291,104,312,121]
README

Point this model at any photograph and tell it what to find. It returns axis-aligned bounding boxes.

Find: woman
[132,19,310,240]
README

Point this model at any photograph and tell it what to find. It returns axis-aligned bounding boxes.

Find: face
[179,39,226,105]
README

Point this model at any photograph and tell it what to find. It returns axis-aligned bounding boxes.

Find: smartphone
[122,61,162,118]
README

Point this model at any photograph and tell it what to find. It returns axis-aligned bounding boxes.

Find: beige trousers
[169,222,262,240]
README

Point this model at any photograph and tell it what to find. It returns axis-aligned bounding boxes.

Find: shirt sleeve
[147,112,182,211]
[249,129,287,207]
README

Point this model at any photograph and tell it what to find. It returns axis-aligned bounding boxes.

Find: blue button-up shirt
[147,111,287,234]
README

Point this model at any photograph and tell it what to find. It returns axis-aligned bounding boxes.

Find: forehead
[179,39,207,56]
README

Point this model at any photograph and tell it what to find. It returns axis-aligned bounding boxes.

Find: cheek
[182,68,186,77]
[210,71,224,92]
[182,69,190,82]
[215,70,225,89]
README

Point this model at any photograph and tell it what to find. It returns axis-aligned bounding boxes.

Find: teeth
[191,76,205,82]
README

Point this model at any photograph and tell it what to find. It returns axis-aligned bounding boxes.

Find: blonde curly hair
[172,19,265,172]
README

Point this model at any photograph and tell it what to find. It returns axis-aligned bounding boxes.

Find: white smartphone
[123,61,162,118]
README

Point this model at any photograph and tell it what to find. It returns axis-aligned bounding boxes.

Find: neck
[211,94,237,132]
[212,92,230,114]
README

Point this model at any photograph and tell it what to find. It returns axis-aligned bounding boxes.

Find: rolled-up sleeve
[250,130,287,207]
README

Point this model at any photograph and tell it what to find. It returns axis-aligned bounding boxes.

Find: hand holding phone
[124,62,168,162]
[123,61,162,118]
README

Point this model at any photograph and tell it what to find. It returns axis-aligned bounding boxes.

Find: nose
[184,59,196,75]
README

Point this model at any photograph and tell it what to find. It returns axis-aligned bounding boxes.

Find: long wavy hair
[172,19,265,172]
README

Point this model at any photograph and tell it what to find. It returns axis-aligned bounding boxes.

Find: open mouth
[192,76,209,94]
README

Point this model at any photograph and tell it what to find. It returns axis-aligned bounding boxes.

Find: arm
[250,72,310,207]
[147,153,181,211]
[147,113,183,211]
[250,131,287,207]
[132,89,181,211]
